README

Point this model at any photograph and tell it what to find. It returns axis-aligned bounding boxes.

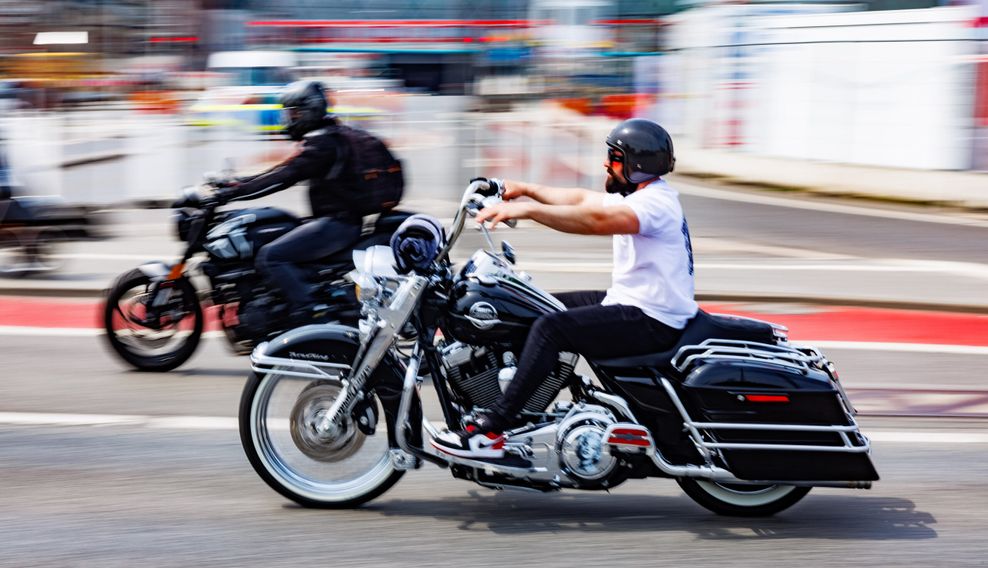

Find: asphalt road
[1,337,987,567]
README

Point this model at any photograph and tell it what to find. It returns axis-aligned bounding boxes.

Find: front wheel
[677,478,811,517]
[103,268,203,372]
[239,348,404,508]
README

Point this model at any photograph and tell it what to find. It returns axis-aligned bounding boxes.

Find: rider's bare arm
[504,180,599,207]
[478,200,639,236]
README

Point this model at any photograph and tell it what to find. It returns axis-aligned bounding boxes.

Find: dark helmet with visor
[279,80,330,141]
[605,118,676,184]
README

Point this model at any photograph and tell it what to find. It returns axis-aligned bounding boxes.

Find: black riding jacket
[225,118,350,218]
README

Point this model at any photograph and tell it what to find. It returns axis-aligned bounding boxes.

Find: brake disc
[289,380,366,463]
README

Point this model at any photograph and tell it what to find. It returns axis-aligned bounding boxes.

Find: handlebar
[438,179,516,263]
[465,194,517,228]
[171,184,226,210]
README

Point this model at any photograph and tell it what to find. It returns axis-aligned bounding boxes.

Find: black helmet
[279,80,329,141]
[605,118,676,184]
[390,214,447,274]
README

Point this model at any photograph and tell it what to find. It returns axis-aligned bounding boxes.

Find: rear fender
[255,324,423,448]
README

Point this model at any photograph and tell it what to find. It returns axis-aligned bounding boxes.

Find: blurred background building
[0,0,986,206]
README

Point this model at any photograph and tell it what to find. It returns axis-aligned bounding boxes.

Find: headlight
[353,272,380,303]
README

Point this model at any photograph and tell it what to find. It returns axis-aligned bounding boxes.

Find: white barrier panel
[661,5,980,171]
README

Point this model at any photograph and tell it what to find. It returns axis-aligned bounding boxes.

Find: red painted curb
[2,297,987,347]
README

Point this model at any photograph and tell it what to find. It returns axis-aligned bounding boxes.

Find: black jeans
[490,290,684,423]
[255,215,361,313]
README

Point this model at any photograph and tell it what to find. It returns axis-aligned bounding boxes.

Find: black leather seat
[592,310,777,370]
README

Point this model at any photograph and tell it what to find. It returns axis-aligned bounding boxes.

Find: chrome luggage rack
[672,339,827,375]
[657,376,871,457]
[663,341,871,457]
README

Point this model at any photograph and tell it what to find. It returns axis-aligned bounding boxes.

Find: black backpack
[325,124,404,216]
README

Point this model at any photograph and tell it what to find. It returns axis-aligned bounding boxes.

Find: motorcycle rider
[432,118,698,462]
[215,80,378,324]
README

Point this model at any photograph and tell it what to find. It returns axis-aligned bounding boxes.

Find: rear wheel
[103,268,203,372]
[677,478,811,517]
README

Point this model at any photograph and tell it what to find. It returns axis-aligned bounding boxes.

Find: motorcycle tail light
[741,394,790,403]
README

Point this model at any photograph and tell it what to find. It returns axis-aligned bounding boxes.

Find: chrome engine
[475,403,629,489]
[557,414,617,481]
[438,341,635,489]
[554,405,620,483]
[439,341,577,413]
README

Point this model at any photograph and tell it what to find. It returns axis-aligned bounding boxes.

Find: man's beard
[605,168,637,196]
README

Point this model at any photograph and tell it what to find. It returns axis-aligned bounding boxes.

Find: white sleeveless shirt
[600,179,699,329]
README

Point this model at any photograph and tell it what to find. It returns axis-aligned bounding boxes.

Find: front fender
[252,324,422,448]
[257,323,362,359]
[137,261,173,281]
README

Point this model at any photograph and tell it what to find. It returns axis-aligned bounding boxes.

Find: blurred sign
[33,32,89,45]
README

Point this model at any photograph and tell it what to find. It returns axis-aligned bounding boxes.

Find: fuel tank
[443,250,565,345]
[204,207,300,261]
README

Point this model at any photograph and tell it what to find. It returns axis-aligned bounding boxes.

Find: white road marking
[0,411,984,443]
[52,253,163,261]
[866,431,988,444]
[512,259,988,280]
[31,254,988,283]
[0,326,99,336]
[0,326,227,338]
[808,341,988,356]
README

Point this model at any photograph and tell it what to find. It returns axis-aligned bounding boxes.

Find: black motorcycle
[103,182,412,372]
[239,180,879,516]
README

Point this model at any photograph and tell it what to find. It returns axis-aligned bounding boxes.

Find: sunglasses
[607,148,624,163]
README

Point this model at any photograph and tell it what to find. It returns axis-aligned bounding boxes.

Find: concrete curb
[2,285,985,314]
[60,153,129,169]
[674,171,988,214]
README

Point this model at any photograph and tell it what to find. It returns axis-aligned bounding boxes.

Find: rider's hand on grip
[211,179,240,190]
[213,187,237,205]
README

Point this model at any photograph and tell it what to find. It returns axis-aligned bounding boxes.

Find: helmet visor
[280,106,303,128]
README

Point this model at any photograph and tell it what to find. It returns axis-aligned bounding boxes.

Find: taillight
[741,394,790,403]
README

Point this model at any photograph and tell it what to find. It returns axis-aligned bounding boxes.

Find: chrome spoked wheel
[677,478,811,517]
[241,365,403,508]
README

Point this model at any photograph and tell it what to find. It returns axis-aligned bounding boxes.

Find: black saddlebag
[682,360,879,482]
